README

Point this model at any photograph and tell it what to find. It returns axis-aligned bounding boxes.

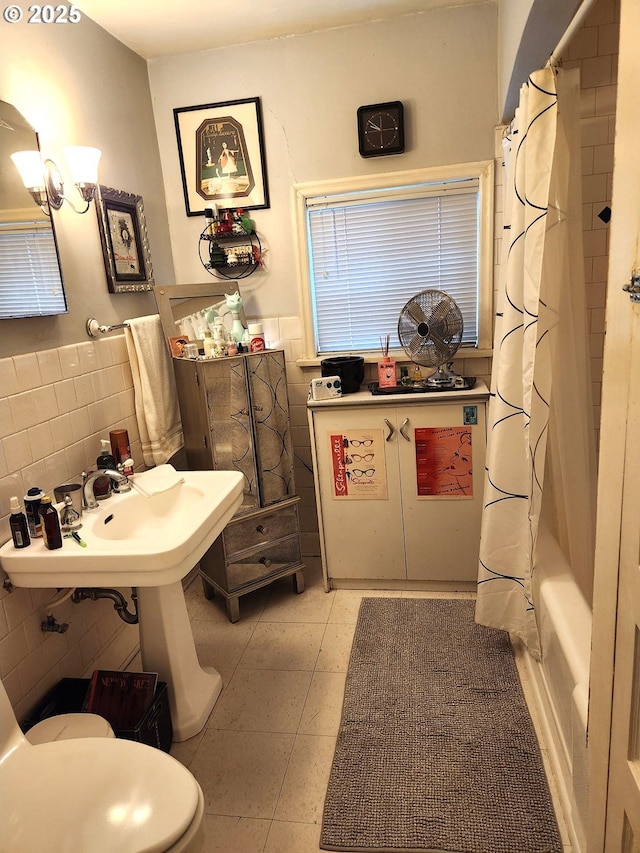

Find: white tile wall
[493,0,617,445]
[0,335,141,720]
[565,0,619,441]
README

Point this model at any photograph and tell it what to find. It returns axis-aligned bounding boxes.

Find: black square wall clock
[357,101,405,157]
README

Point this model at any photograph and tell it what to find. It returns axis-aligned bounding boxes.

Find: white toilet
[0,679,205,853]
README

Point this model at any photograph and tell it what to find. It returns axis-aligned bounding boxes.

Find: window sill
[295,347,493,369]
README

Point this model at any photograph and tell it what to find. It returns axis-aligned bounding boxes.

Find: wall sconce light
[10,146,102,215]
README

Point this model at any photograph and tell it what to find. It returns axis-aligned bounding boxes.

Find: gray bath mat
[320,598,563,852]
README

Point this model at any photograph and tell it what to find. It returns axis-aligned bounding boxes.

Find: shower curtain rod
[548,0,598,67]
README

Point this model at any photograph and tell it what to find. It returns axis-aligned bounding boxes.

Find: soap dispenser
[95,439,117,499]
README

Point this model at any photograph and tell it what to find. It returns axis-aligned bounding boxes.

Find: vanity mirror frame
[0,99,68,319]
[155,282,247,347]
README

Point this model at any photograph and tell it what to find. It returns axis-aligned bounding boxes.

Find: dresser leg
[226,595,240,623]
[201,577,215,600]
[293,569,305,594]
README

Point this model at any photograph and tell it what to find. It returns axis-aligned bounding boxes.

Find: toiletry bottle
[111,430,134,476]
[400,366,412,387]
[378,356,397,388]
[24,487,44,538]
[204,207,216,236]
[9,497,30,549]
[203,330,215,357]
[39,495,63,550]
[248,323,266,352]
[212,319,226,357]
[95,439,117,499]
[226,335,238,357]
[110,429,131,467]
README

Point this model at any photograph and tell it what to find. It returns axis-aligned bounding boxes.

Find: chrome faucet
[83,468,132,510]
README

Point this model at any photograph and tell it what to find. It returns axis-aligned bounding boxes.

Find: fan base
[426,374,458,389]
[425,363,461,389]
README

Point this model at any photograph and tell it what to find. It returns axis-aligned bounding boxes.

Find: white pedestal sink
[0,469,244,741]
[137,584,223,740]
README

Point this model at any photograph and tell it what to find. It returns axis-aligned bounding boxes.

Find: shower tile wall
[492,0,618,447]
[567,0,619,444]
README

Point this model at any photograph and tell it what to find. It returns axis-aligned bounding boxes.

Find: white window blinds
[306,180,479,354]
[0,220,67,318]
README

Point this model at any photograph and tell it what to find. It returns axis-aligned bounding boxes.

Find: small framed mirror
[0,100,67,318]
[154,282,247,350]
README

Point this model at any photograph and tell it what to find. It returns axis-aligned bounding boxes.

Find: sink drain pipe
[72,587,139,624]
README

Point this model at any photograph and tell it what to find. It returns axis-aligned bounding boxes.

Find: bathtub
[523,521,592,853]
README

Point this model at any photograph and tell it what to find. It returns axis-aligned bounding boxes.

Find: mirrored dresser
[173,350,304,621]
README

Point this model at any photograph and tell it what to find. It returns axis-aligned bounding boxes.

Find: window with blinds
[0,219,67,318]
[293,162,493,359]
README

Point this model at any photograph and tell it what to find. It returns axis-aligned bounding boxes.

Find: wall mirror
[155,282,247,346]
[0,100,67,319]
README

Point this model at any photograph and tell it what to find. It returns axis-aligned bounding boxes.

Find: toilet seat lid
[25,712,115,743]
[0,737,201,852]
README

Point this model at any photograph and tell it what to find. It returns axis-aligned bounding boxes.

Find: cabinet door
[311,406,405,580]
[173,358,213,472]
[202,358,259,513]
[397,401,486,581]
[246,352,296,506]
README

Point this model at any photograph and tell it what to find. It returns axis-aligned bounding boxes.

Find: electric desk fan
[397,289,464,389]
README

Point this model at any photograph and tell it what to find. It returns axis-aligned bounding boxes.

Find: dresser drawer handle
[259,557,272,567]
[256,524,268,534]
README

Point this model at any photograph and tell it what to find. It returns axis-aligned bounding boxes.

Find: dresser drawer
[226,535,302,591]
[224,504,299,557]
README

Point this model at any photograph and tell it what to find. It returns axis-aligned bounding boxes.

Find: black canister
[320,356,365,394]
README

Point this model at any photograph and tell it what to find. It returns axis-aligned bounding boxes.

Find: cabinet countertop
[307,380,489,409]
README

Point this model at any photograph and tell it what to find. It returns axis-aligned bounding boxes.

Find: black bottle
[9,497,30,549]
[39,495,63,550]
[95,439,117,499]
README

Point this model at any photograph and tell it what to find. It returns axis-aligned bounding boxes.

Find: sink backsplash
[0,334,142,720]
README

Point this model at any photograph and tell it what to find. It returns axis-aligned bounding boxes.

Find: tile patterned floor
[160,561,572,852]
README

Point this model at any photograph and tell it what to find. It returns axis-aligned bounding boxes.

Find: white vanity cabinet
[307,383,488,587]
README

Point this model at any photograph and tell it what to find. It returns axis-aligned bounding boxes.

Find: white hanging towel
[124,315,184,467]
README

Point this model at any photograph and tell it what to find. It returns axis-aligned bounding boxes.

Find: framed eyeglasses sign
[327,430,388,500]
[96,186,154,293]
[173,97,270,216]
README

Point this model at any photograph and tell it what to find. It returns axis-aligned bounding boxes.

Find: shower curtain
[475,67,596,658]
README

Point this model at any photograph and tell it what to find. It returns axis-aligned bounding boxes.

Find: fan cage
[397,289,464,368]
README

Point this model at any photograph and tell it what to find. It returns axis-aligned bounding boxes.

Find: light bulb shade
[63,146,101,185]
[11,151,45,189]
